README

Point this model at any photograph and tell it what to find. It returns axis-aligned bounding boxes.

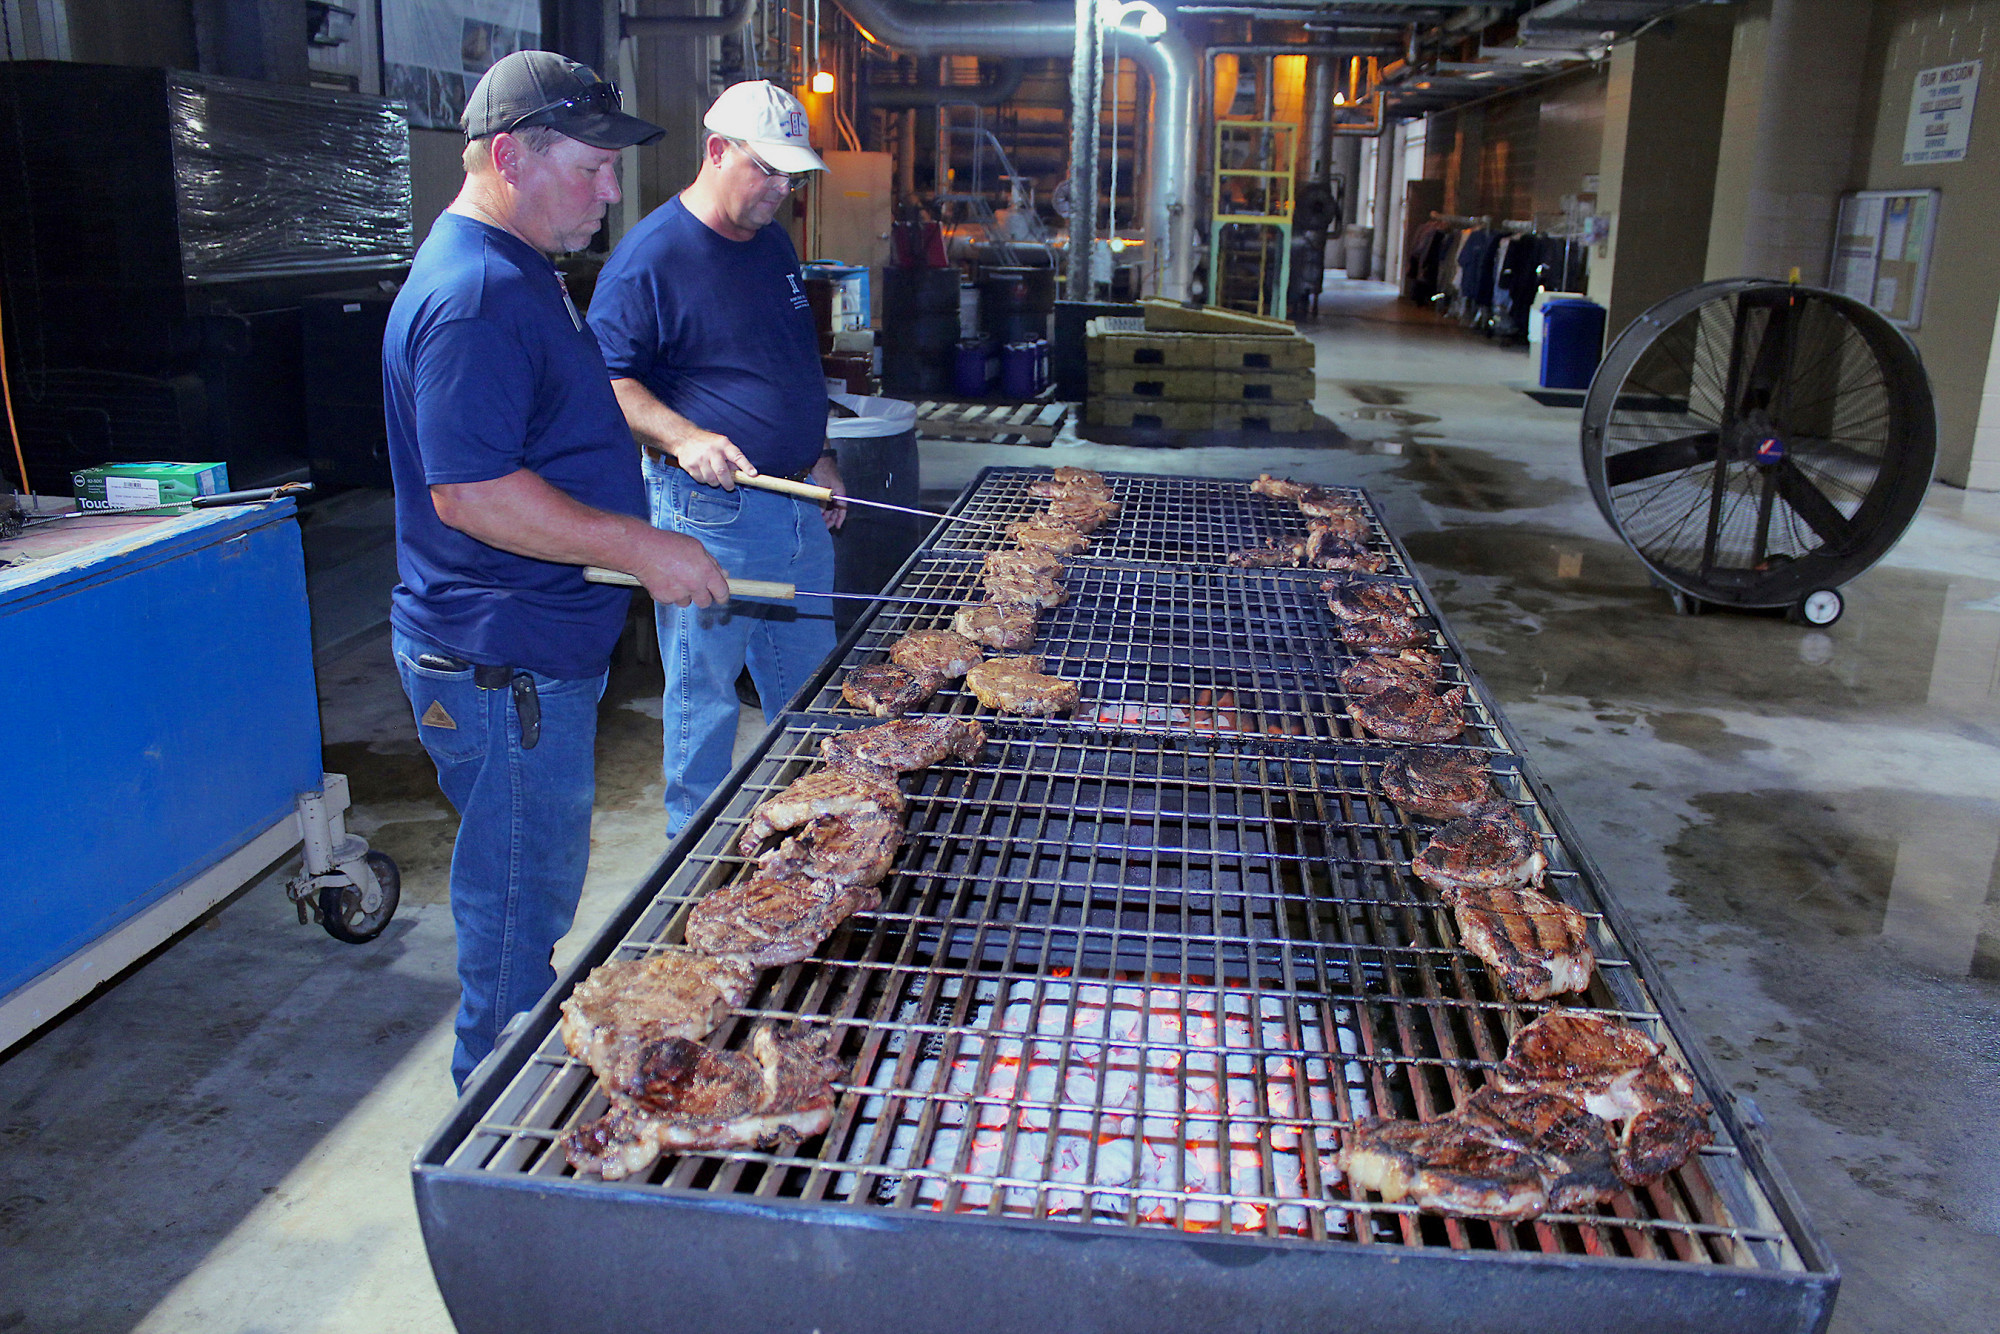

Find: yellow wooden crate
[1213,369,1315,404]
[1085,397,1212,429]
[1212,335,1316,372]
[1139,296,1296,335]
[1084,324,1216,369]
[1087,366,1222,401]
[1209,402,1316,431]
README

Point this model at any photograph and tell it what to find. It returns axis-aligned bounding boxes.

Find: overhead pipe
[831,0,1200,300]
[863,57,1027,107]
[621,0,752,39]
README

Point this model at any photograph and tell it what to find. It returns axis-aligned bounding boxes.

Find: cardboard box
[72,462,228,512]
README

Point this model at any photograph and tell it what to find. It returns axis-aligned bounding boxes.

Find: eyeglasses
[732,141,808,191]
[502,80,625,135]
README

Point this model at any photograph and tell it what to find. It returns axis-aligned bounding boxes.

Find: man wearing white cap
[589,80,848,836]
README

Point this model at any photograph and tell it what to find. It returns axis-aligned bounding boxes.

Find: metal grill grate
[802,555,1504,748]
[928,467,1408,573]
[442,721,1803,1271]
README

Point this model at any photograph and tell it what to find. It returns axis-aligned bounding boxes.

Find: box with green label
[70,462,228,512]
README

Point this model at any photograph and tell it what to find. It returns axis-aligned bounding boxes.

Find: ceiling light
[811,70,835,94]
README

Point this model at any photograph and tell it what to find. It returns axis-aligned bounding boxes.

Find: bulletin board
[381,0,539,131]
[1827,189,1939,329]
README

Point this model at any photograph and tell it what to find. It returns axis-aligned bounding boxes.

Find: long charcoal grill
[415,470,1835,1334]
[801,554,1504,748]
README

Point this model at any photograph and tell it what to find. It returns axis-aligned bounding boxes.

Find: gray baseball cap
[461,51,664,150]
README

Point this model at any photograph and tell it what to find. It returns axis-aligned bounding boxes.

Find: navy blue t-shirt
[587,197,827,478]
[384,211,645,679]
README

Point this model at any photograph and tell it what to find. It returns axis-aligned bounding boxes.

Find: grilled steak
[1250,473,1313,502]
[1413,809,1547,892]
[1307,510,1370,543]
[564,1023,846,1179]
[980,567,1068,608]
[952,601,1038,651]
[982,547,1064,582]
[1339,1115,1556,1220]
[1005,520,1090,555]
[560,947,758,1091]
[1494,1010,1713,1184]
[1028,468,1111,500]
[686,871,878,966]
[737,768,905,856]
[820,716,987,780]
[1341,648,1439,697]
[1052,465,1107,488]
[756,810,904,887]
[1323,579,1415,624]
[1350,682,1466,742]
[964,655,1080,715]
[1043,493,1120,531]
[1445,885,1595,1000]
[1306,528,1385,572]
[1227,542,1306,568]
[890,629,984,679]
[1453,1086,1623,1211]
[1297,490,1362,521]
[842,662,943,717]
[1377,746,1501,819]
[1338,614,1428,651]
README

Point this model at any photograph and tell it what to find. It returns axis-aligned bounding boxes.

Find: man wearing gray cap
[588,80,847,837]
[384,51,730,1087]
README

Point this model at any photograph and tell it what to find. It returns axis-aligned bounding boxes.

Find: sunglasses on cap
[732,141,809,191]
[502,80,626,135]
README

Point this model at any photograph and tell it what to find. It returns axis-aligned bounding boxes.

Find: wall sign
[381,0,539,131]
[1828,189,1938,329]
[1902,60,1980,164]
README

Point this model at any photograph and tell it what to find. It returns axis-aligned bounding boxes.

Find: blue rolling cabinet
[0,499,397,1047]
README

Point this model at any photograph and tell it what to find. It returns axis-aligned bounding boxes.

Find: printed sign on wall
[382,0,540,131]
[1902,60,1981,164]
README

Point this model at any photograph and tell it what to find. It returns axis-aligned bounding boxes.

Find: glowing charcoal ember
[839,978,1360,1237]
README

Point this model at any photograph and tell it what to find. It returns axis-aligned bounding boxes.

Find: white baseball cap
[703,80,828,175]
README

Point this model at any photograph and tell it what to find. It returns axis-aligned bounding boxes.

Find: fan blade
[1771,458,1854,548]
[1730,295,1799,420]
[1603,432,1721,488]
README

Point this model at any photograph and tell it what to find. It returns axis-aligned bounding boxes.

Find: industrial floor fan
[1580,278,1936,625]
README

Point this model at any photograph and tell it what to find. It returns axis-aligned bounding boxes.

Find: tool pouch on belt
[471,663,540,750]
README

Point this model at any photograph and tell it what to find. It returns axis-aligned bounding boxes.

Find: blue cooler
[1540,298,1607,390]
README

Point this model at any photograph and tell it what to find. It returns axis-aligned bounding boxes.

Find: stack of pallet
[1084,299,1316,431]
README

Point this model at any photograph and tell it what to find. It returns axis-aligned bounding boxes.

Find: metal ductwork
[621,0,753,40]
[864,57,1028,108]
[832,0,1199,300]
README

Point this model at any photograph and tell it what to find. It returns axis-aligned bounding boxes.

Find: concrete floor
[3,278,1997,1332]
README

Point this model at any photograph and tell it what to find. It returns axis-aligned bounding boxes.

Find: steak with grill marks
[1306,528,1385,572]
[1350,682,1465,742]
[1341,649,1438,698]
[1338,614,1428,651]
[564,1023,846,1179]
[1042,494,1120,531]
[1443,885,1595,1000]
[842,662,943,717]
[952,601,1038,651]
[737,768,905,856]
[1298,490,1362,521]
[755,810,904,887]
[1005,521,1090,555]
[1307,510,1370,543]
[1494,1010,1713,1185]
[820,716,987,780]
[1227,541,1306,568]
[685,871,878,966]
[1323,579,1415,624]
[560,947,757,1091]
[1377,746,1502,820]
[890,629,984,679]
[982,547,1064,582]
[1413,809,1547,892]
[980,568,1067,608]
[1251,473,1313,502]
[964,655,1080,715]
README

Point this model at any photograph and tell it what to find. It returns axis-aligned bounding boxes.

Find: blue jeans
[647,458,836,837]
[393,629,608,1089]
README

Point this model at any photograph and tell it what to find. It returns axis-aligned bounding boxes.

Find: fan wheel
[1581,280,1935,612]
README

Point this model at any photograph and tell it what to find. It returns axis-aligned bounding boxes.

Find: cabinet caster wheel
[321,851,400,944]
[1788,589,1843,626]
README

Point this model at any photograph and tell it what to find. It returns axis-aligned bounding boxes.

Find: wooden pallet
[914,399,1068,445]
[1087,366,1314,403]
